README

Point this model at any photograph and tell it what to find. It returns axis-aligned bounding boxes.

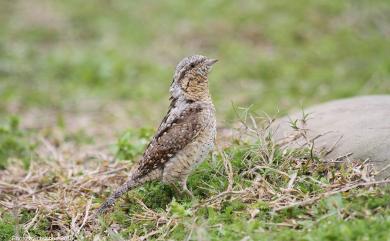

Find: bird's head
[170,55,218,102]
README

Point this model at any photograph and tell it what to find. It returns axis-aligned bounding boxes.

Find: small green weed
[0,116,35,169]
[0,212,15,241]
[114,127,154,161]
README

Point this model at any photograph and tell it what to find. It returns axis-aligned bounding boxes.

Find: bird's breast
[162,110,216,184]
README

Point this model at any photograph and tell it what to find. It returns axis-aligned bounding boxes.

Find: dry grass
[0,110,388,240]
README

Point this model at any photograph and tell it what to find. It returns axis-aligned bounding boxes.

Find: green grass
[0,116,35,169]
[0,0,389,240]
[0,212,16,241]
[1,130,389,240]
[88,136,389,240]
[1,0,389,120]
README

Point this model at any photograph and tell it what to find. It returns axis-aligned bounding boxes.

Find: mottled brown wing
[136,105,204,177]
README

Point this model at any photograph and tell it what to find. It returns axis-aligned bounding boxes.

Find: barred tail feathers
[96,178,138,215]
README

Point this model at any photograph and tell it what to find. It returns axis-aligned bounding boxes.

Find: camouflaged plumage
[137,104,204,177]
[97,55,217,214]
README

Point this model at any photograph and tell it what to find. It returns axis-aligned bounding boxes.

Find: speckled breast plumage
[162,104,216,184]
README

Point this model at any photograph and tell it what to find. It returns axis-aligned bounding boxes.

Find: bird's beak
[206,58,218,66]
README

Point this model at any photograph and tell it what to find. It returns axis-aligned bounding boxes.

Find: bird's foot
[170,181,194,198]
[181,182,194,199]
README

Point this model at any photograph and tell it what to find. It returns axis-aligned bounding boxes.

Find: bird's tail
[96,178,139,215]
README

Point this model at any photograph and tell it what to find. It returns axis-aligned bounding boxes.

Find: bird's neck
[170,91,212,108]
[179,91,212,104]
[184,82,212,103]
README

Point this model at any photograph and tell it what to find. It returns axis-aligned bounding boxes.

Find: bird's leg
[180,176,194,198]
[171,183,182,196]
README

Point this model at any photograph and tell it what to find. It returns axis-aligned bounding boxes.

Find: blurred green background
[1,0,389,126]
[0,1,389,239]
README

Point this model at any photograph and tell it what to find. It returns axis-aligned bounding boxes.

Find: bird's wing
[135,105,206,177]
[155,96,177,134]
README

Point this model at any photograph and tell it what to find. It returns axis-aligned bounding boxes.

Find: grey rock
[271,95,390,180]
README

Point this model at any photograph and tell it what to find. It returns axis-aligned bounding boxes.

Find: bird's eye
[190,63,195,68]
